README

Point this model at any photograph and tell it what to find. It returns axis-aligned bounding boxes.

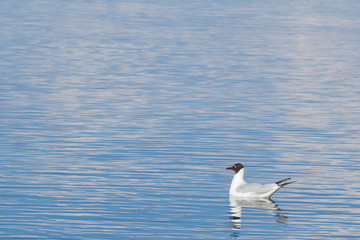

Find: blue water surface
[1,1,360,239]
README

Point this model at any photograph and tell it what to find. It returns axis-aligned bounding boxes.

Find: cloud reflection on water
[1,0,360,239]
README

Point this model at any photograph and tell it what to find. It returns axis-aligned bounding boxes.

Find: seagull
[226,163,295,199]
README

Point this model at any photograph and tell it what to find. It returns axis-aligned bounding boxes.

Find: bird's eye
[233,165,236,168]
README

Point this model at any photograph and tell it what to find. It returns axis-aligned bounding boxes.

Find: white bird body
[227,163,294,199]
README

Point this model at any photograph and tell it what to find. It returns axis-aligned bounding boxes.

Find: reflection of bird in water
[229,196,288,228]
[226,163,295,198]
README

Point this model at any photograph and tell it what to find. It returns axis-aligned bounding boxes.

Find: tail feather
[280,180,296,187]
[275,178,295,187]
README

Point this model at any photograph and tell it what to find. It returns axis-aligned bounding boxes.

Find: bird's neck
[230,169,246,194]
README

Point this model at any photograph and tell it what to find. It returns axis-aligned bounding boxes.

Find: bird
[226,163,295,199]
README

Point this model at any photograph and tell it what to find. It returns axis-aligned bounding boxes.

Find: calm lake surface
[1,1,360,239]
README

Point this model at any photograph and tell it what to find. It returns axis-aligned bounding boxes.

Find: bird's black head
[226,163,244,173]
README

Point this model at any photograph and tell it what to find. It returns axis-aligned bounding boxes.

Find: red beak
[226,167,232,170]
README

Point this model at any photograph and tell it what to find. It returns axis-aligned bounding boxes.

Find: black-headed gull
[226,163,294,198]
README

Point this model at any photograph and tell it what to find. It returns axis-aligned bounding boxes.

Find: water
[1,0,360,239]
